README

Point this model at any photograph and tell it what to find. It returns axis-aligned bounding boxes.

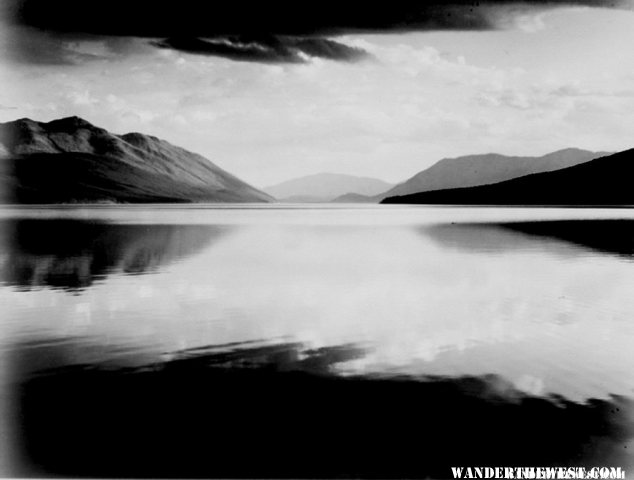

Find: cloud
[1,26,154,66]
[1,28,79,66]
[153,35,368,64]
[6,0,633,64]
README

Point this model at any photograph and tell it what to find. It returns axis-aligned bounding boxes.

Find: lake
[1,205,633,478]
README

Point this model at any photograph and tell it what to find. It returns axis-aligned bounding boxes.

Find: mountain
[333,148,609,203]
[330,192,377,203]
[263,173,392,202]
[383,148,610,199]
[381,148,632,205]
[0,116,273,204]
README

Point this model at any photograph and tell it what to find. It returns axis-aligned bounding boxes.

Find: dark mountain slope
[382,148,631,206]
[0,117,273,204]
[382,148,607,199]
[332,149,608,203]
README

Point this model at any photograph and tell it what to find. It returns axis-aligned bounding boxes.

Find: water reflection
[3,218,632,294]
[0,219,230,291]
[9,337,633,478]
[502,220,634,257]
[424,219,634,258]
[2,210,634,477]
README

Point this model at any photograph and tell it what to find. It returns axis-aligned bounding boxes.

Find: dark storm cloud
[2,30,129,66]
[5,0,632,64]
[153,36,368,64]
[1,29,74,66]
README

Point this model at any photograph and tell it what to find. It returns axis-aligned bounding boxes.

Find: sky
[1,2,634,187]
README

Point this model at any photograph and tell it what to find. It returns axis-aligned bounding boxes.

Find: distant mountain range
[333,148,609,203]
[0,116,272,204]
[0,116,619,206]
[262,173,393,202]
[381,149,630,206]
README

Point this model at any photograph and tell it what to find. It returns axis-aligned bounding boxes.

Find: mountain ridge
[369,148,611,202]
[381,148,633,206]
[0,116,273,204]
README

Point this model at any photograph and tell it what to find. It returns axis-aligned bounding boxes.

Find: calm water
[1,205,633,477]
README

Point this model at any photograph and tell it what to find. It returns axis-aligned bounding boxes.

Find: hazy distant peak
[268,172,390,183]
[434,149,606,163]
[306,172,386,180]
[444,152,508,161]
[263,172,393,202]
[547,147,586,154]
[541,147,612,158]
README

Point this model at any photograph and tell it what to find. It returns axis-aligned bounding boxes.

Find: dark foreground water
[0,205,633,478]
